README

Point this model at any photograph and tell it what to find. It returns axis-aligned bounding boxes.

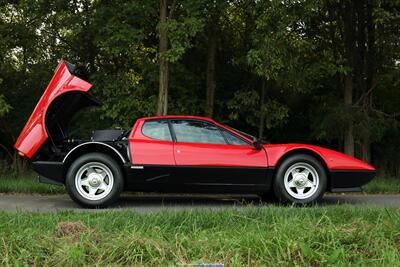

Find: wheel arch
[273,148,331,188]
[62,142,127,181]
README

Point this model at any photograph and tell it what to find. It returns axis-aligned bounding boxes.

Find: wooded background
[0,0,399,177]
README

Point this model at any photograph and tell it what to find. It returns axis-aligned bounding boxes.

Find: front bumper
[32,161,65,185]
[329,169,376,192]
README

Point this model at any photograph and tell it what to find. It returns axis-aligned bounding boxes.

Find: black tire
[273,154,327,204]
[65,152,124,208]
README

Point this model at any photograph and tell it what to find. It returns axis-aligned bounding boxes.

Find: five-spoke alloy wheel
[283,162,319,200]
[273,154,326,204]
[75,162,114,201]
[66,153,124,208]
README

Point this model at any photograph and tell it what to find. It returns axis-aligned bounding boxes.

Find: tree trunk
[258,80,266,139]
[157,0,169,116]
[205,25,216,118]
[361,135,371,163]
[360,1,376,164]
[342,1,356,157]
[343,75,354,156]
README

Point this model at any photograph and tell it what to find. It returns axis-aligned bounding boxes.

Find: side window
[171,120,227,145]
[221,130,249,145]
[142,120,171,141]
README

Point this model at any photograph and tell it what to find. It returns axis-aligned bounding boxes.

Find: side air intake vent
[91,129,124,142]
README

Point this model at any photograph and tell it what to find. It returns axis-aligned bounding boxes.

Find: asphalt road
[0,193,400,212]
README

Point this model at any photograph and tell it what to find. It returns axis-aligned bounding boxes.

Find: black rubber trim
[167,120,177,142]
[33,161,65,184]
[329,169,376,191]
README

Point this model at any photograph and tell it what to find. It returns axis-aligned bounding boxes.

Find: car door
[128,119,175,186]
[170,119,270,189]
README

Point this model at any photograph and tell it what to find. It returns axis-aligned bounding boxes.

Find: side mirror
[252,137,262,150]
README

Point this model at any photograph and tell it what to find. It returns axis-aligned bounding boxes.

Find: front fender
[264,144,376,192]
[264,144,375,171]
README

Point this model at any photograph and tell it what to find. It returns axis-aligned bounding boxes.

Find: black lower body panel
[329,170,376,192]
[32,161,65,185]
[123,164,274,194]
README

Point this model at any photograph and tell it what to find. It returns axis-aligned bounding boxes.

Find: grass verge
[363,177,400,194]
[0,206,400,266]
[0,172,65,194]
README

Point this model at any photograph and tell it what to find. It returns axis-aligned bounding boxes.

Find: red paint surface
[264,144,375,171]
[129,116,375,171]
[128,116,258,166]
[173,142,267,167]
[129,119,175,165]
[14,60,92,158]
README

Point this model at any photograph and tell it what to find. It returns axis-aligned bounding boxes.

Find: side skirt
[123,164,274,194]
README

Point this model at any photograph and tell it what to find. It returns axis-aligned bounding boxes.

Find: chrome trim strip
[63,142,127,163]
[130,165,144,169]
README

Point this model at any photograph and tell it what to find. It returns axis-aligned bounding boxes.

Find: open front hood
[14,60,99,158]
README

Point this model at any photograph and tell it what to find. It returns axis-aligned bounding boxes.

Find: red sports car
[15,60,376,208]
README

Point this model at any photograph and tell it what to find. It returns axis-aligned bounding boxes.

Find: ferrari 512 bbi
[14,60,376,208]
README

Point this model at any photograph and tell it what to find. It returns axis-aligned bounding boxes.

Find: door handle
[176,149,181,153]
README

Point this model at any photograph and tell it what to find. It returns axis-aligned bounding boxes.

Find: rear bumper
[329,169,376,192]
[32,161,65,185]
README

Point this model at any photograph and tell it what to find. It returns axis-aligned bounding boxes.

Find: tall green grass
[0,172,65,194]
[0,206,400,266]
[363,177,400,194]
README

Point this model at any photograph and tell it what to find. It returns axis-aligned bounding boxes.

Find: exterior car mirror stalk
[252,137,262,150]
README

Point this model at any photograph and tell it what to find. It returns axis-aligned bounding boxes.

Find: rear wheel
[65,153,124,208]
[273,154,326,204]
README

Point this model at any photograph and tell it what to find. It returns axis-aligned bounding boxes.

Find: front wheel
[273,154,327,204]
[65,153,124,208]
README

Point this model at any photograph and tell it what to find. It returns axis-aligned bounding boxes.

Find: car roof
[140,115,216,123]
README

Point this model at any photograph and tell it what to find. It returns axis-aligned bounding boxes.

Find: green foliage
[227,90,289,131]
[93,71,157,128]
[161,17,204,62]
[0,95,11,117]
[247,1,316,86]
[0,90,11,117]
[0,78,11,117]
